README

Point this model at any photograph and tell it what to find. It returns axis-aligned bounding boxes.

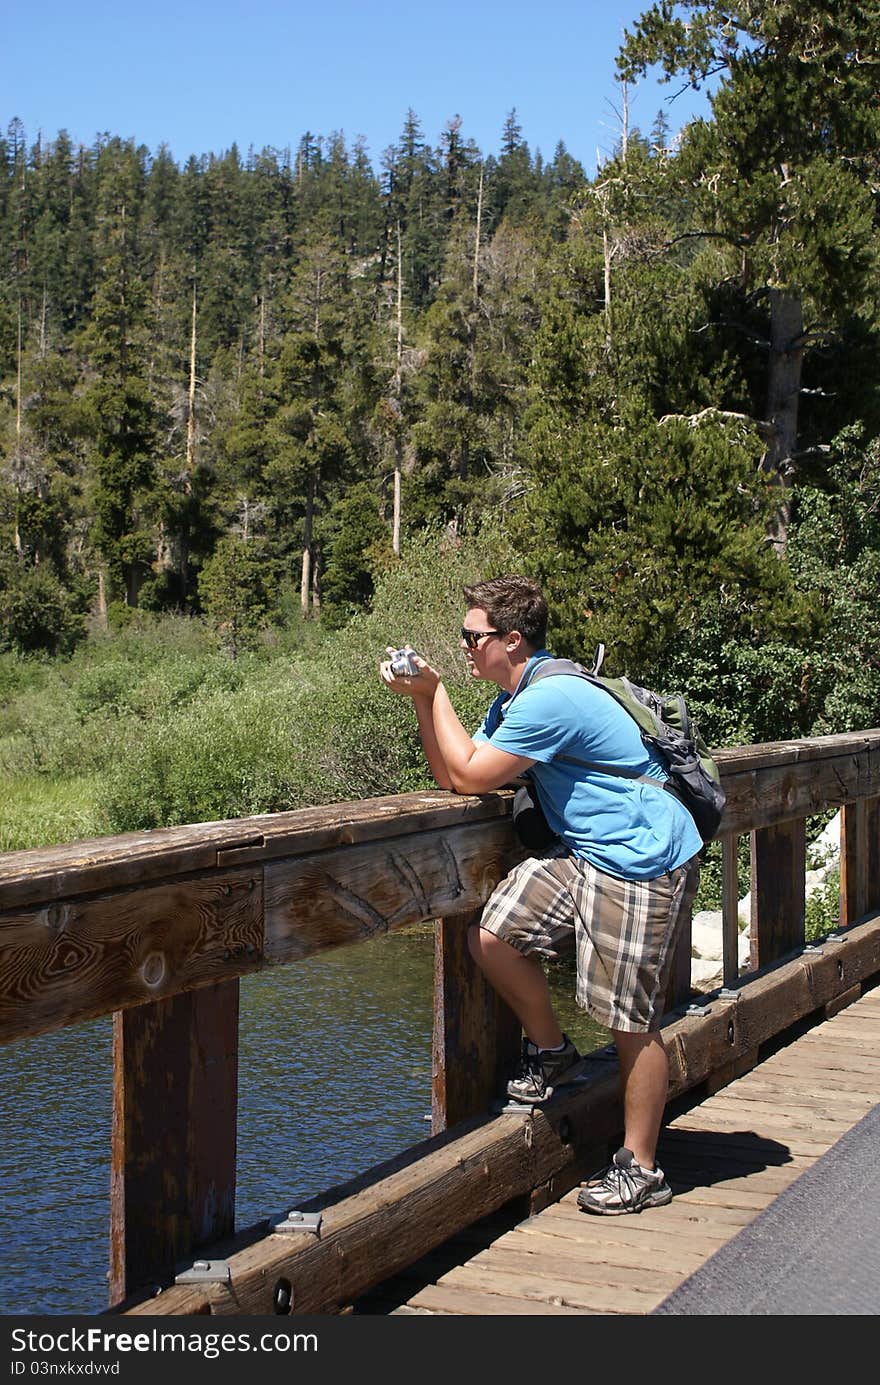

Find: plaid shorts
[479,845,701,1033]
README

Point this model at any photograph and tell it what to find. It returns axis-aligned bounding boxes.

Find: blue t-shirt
[474,653,702,880]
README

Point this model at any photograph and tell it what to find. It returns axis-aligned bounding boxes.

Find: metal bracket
[492,1070,594,1117]
[492,1098,535,1116]
[717,987,741,1001]
[174,1259,231,1285]
[685,1002,712,1017]
[824,930,845,941]
[803,943,824,953]
[271,1209,323,1235]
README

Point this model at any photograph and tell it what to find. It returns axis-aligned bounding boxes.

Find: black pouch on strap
[512,783,557,850]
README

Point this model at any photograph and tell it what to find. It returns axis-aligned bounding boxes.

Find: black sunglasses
[460,626,503,650]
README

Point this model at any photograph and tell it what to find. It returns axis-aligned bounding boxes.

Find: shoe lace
[601,1160,643,1207]
[513,1041,545,1092]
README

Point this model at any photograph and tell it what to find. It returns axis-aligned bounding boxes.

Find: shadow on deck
[352,984,880,1316]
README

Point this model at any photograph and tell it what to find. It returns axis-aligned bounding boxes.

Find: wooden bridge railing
[2,729,880,1314]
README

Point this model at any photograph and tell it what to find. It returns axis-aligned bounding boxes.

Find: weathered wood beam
[718,735,880,834]
[431,909,521,1131]
[263,820,523,963]
[721,832,741,987]
[0,822,522,1047]
[750,819,806,968]
[0,869,263,1045]
[115,911,880,1317]
[109,980,239,1306]
[4,735,880,1049]
[841,795,880,924]
[2,733,878,914]
[0,792,514,910]
[664,893,694,1013]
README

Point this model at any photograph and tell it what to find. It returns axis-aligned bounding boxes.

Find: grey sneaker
[506,1035,586,1105]
[577,1147,673,1215]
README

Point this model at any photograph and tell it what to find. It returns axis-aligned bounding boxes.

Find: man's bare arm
[378,654,533,794]
[430,681,534,793]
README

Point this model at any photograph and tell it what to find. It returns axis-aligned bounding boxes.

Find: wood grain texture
[0,868,262,1044]
[263,820,523,962]
[716,735,880,834]
[431,910,522,1132]
[750,818,806,967]
[4,730,880,1318]
[116,917,880,1316]
[0,792,514,910]
[380,986,880,1316]
[841,795,880,924]
[1,732,879,1049]
[109,981,240,1305]
[2,730,878,912]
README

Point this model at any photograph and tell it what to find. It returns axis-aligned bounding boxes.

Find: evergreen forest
[3,1,880,858]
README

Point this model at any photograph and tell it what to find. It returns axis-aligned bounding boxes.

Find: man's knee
[468,922,517,970]
[468,921,494,967]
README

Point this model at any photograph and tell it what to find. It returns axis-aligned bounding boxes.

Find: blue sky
[4,1,710,171]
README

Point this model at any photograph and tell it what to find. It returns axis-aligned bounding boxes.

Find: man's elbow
[449,769,495,795]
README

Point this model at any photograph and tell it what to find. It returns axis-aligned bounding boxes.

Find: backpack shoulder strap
[519,656,590,691]
[515,656,666,786]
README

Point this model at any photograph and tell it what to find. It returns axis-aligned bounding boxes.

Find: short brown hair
[462,575,548,648]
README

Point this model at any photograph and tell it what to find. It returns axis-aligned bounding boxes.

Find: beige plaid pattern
[478,845,700,1033]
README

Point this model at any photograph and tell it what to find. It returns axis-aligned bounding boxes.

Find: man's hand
[379,648,440,699]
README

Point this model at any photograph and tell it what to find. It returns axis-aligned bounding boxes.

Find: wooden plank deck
[354,985,880,1315]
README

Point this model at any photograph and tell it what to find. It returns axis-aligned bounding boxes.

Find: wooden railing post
[841,795,880,923]
[431,910,521,1132]
[665,892,695,1012]
[750,819,807,969]
[721,833,741,986]
[108,979,240,1306]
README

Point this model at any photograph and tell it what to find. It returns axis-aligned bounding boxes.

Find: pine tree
[513,136,816,679]
[263,232,354,616]
[77,137,158,610]
[618,1,880,548]
[491,108,540,226]
[381,110,445,309]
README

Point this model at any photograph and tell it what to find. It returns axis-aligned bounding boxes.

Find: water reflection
[0,924,607,1316]
[235,925,436,1225]
[0,1009,113,1316]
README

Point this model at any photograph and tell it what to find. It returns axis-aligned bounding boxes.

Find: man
[379,574,701,1215]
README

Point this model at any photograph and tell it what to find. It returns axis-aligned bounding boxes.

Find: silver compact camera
[389,645,421,676]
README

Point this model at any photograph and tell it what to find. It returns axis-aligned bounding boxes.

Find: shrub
[805,868,842,943]
[0,560,85,657]
[3,518,532,845]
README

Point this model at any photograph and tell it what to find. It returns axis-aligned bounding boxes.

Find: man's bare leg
[468,925,564,1050]
[612,1029,669,1169]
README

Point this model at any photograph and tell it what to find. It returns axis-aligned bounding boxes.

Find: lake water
[0,926,605,1316]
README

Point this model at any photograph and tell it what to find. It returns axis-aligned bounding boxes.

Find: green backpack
[518,644,726,844]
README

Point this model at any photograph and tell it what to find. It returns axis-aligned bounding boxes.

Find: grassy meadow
[0,529,511,854]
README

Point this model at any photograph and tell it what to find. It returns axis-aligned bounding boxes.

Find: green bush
[103,673,306,830]
[0,560,85,657]
[101,523,517,832]
[805,868,842,943]
[2,517,550,847]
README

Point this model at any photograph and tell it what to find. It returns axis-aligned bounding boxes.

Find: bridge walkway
[353,984,880,1315]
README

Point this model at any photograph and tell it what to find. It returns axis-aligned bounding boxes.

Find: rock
[689,910,750,967]
[808,810,840,869]
[691,958,723,991]
[690,911,723,959]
